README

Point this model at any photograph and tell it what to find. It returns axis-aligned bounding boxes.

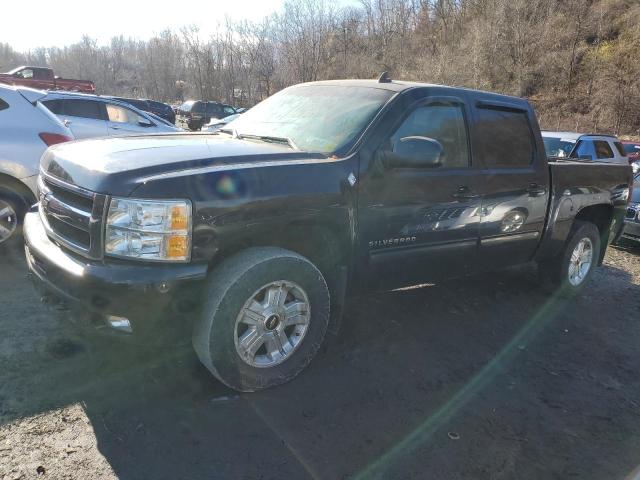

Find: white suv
[41,92,180,139]
[0,84,74,245]
[542,131,628,164]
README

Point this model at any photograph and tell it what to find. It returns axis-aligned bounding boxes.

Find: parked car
[621,141,640,163]
[0,85,73,245]
[41,92,180,139]
[176,100,236,130]
[620,177,640,244]
[107,96,176,124]
[542,131,628,163]
[200,113,241,132]
[25,78,633,392]
[0,66,95,94]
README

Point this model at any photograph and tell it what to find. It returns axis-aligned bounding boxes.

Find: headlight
[105,198,191,262]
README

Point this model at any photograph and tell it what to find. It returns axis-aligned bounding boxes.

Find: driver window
[390,103,470,168]
[16,69,33,79]
[106,104,142,125]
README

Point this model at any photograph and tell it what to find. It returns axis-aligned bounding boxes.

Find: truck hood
[41,134,325,196]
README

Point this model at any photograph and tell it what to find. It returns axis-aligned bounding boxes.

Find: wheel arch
[208,220,351,333]
[573,203,614,265]
[0,172,37,205]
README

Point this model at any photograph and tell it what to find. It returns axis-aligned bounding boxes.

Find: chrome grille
[38,174,108,259]
[627,204,639,221]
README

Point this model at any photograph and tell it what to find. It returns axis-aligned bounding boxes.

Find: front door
[357,93,481,290]
[106,104,152,136]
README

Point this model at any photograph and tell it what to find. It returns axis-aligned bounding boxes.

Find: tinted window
[33,69,49,80]
[0,98,8,111]
[206,103,222,117]
[106,104,143,124]
[623,143,640,155]
[149,100,168,111]
[614,142,626,157]
[192,102,205,114]
[42,99,64,114]
[223,106,236,115]
[594,140,614,159]
[64,99,104,120]
[389,102,470,168]
[127,99,148,110]
[475,107,534,167]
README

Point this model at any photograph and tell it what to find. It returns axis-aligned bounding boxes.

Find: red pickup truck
[0,66,95,93]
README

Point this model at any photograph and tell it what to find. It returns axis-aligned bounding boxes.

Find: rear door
[358,90,481,289]
[471,100,549,269]
[55,98,109,139]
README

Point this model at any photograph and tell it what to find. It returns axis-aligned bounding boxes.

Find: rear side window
[594,140,614,159]
[0,98,8,111]
[206,103,222,116]
[64,99,104,120]
[475,107,534,167]
[613,142,626,157]
[42,99,64,114]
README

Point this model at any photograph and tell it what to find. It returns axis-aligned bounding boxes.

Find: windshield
[227,85,393,154]
[543,136,576,157]
[623,143,640,155]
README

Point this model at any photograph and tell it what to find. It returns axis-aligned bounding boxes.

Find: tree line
[1,0,639,136]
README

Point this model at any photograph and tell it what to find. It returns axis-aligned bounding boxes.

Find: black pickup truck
[24,78,633,391]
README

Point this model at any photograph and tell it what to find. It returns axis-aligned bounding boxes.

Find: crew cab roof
[300,79,531,106]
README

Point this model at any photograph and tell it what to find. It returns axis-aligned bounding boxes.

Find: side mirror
[138,118,154,127]
[384,136,444,169]
[579,154,593,161]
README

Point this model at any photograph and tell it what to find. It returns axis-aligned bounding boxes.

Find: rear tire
[538,220,600,296]
[193,247,330,392]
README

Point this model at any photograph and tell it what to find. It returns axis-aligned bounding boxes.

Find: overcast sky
[3,0,356,52]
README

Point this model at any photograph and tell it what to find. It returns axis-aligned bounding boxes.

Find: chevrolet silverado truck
[24,78,633,392]
[0,66,95,94]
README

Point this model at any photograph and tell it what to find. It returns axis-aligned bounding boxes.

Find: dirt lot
[1,240,640,480]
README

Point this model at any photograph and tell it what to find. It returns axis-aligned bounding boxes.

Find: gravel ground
[1,241,640,480]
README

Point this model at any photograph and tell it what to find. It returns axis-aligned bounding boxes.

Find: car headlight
[105,198,191,262]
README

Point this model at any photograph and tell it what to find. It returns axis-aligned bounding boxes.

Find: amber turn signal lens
[166,235,188,258]
[171,205,188,230]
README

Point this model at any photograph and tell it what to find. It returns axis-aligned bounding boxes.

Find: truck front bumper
[23,211,208,335]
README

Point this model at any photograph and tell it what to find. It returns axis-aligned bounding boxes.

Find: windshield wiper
[217,129,299,151]
[218,127,240,138]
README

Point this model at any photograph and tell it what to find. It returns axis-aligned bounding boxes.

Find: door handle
[527,183,546,196]
[452,185,480,199]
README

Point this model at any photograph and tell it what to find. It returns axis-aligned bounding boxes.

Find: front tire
[193,247,330,392]
[0,187,30,247]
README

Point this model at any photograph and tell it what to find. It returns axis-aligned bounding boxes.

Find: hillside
[1,0,638,136]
